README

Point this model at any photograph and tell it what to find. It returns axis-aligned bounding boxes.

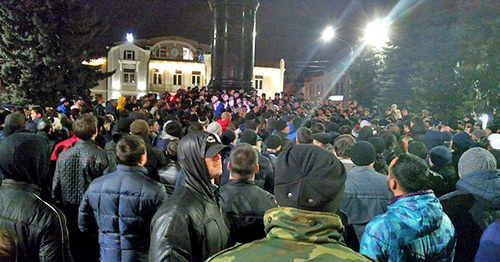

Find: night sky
[91,0,398,66]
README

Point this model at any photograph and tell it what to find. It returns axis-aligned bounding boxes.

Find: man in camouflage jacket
[208,145,373,261]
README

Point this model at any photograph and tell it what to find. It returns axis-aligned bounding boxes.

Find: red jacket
[51,135,79,161]
[217,119,229,132]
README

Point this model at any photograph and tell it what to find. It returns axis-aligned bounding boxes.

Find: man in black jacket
[79,135,167,261]
[0,133,72,262]
[52,113,116,261]
[220,143,277,245]
[149,132,230,261]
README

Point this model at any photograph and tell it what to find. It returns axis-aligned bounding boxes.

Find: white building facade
[91,36,285,100]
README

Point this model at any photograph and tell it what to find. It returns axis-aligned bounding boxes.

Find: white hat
[487,134,500,150]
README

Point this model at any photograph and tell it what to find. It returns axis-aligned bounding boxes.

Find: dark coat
[439,169,500,262]
[52,139,116,206]
[79,164,167,262]
[0,133,73,262]
[220,180,277,245]
[158,161,181,195]
[149,132,230,262]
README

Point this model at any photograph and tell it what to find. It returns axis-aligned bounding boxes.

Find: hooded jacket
[207,207,373,261]
[0,133,73,262]
[439,169,500,262]
[360,191,456,261]
[149,132,230,261]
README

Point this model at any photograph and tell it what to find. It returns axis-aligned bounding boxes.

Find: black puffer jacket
[0,133,72,262]
[79,164,167,262]
[149,132,230,262]
[52,139,116,206]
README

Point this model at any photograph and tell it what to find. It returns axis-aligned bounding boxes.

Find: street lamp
[126,33,134,43]
[322,26,354,55]
[364,20,389,48]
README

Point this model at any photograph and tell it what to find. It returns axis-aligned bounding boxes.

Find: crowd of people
[0,86,499,262]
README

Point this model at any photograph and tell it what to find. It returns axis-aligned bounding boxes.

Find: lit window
[124,50,135,60]
[124,68,135,83]
[192,71,201,86]
[153,69,162,85]
[255,75,263,90]
[173,70,182,86]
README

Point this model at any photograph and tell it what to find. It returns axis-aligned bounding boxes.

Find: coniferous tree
[0,0,111,105]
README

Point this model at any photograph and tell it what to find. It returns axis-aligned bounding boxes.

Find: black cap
[204,135,229,158]
[239,129,257,146]
[265,135,282,150]
[313,133,331,145]
[275,120,287,132]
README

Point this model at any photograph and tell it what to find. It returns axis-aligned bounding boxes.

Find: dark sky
[91,0,398,66]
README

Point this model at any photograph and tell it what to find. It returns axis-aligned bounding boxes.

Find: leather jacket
[52,139,116,206]
[149,132,230,261]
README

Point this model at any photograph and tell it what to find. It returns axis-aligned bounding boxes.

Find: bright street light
[322,26,335,42]
[126,33,134,43]
[364,20,389,48]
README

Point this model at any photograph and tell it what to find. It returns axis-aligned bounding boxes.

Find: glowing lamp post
[364,20,389,48]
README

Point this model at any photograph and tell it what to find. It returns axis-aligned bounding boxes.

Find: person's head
[350,141,376,166]
[398,135,414,153]
[488,149,500,169]
[0,229,16,262]
[387,154,430,196]
[333,134,356,159]
[429,146,452,169]
[239,129,257,146]
[221,112,231,121]
[221,129,237,146]
[30,106,43,120]
[368,137,386,154]
[116,135,147,166]
[207,122,222,136]
[265,135,282,153]
[312,133,331,150]
[228,143,259,181]
[163,120,183,138]
[379,130,397,150]
[311,123,326,134]
[458,147,497,178]
[274,145,346,212]
[73,113,98,140]
[408,141,428,160]
[296,127,313,144]
[3,112,26,136]
[178,132,229,182]
[275,120,289,134]
[130,119,149,137]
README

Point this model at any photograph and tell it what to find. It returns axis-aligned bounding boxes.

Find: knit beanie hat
[265,135,282,150]
[274,145,346,212]
[275,120,287,132]
[350,141,376,166]
[423,130,444,151]
[220,130,236,145]
[472,129,485,140]
[458,147,497,177]
[368,137,385,154]
[239,129,257,146]
[408,141,429,160]
[163,120,182,138]
[429,146,452,168]
[245,120,258,131]
[452,131,473,151]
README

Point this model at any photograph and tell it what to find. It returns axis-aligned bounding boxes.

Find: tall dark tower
[208,0,260,92]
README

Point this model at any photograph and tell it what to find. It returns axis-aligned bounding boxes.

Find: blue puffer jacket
[360,191,456,261]
[78,165,167,262]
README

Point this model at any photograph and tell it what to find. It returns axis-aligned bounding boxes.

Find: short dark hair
[379,130,397,149]
[73,113,97,140]
[334,134,355,158]
[229,143,258,181]
[390,153,430,193]
[31,106,43,116]
[296,127,313,144]
[4,113,26,136]
[116,135,146,166]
